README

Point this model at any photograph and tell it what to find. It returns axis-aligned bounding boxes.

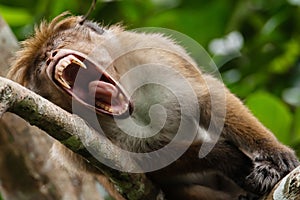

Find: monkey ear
[238,147,254,160]
[7,63,28,86]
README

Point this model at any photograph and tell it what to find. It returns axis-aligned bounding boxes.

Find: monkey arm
[200,75,300,194]
[223,91,299,194]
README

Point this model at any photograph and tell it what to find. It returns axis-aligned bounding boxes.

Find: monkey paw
[245,162,281,194]
[245,149,299,194]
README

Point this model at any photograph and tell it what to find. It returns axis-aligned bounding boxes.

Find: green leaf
[0,5,32,26]
[268,40,300,74]
[245,91,292,144]
[293,107,300,141]
[144,1,232,46]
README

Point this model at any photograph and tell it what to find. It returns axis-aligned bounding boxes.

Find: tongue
[89,80,118,104]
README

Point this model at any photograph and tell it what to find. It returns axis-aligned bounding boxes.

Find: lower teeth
[96,102,105,108]
[96,102,112,112]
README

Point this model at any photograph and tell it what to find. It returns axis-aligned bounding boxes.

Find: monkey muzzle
[45,49,131,117]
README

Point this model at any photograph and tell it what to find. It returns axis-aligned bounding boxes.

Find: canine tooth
[96,102,106,109]
[69,55,87,69]
[118,93,124,101]
[104,106,110,111]
[54,66,70,89]
[123,104,129,113]
[108,108,113,113]
[57,77,71,89]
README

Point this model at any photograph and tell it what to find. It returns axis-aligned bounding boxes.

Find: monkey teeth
[119,93,124,101]
[52,51,130,116]
[54,55,87,89]
[95,99,129,114]
[69,55,87,69]
[96,102,113,113]
[57,77,71,89]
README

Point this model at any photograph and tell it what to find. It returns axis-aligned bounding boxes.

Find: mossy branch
[262,165,300,200]
[0,76,163,200]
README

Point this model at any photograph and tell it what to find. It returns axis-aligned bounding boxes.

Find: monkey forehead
[8,13,81,84]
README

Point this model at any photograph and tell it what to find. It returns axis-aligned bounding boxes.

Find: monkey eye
[83,21,104,35]
[46,49,131,117]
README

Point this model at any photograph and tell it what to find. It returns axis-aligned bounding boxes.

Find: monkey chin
[45,48,132,118]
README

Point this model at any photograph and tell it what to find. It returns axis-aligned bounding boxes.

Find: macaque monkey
[8,12,299,200]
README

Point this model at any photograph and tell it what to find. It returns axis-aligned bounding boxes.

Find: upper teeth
[54,55,87,89]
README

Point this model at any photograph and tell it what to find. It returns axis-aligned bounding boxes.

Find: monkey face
[8,13,135,117]
[45,48,131,117]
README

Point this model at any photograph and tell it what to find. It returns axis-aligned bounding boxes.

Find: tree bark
[0,16,105,200]
[263,166,300,200]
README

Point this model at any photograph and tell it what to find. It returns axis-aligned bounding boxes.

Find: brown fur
[8,12,299,199]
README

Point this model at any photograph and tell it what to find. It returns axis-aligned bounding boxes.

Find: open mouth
[46,49,131,117]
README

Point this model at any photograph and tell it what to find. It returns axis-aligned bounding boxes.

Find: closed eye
[84,21,104,35]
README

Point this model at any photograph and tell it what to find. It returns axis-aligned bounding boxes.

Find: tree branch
[262,165,300,200]
[0,76,163,200]
[1,76,299,200]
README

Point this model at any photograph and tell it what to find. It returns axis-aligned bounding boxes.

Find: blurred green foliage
[1,0,300,155]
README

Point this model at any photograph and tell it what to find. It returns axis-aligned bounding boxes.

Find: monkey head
[9,14,133,117]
